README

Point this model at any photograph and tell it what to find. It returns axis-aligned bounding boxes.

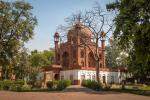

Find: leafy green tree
[28,50,54,85]
[29,50,54,68]
[107,0,150,80]
[0,0,37,79]
[14,47,30,80]
[106,38,128,68]
[43,50,54,64]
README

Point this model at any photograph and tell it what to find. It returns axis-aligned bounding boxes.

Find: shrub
[9,80,25,91]
[34,81,42,88]
[81,79,102,91]
[82,79,91,87]
[10,84,22,92]
[53,80,59,88]
[10,84,31,92]
[13,80,24,86]
[81,79,86,86]
[57,80,71,90]
[65,80,71,87]
[57,80,65,90]
[0,81,2,90]
[46,80,59,89]
[46,80,71,90]
[21,85,31,91]
[2,80,13,90]
[102,84,111,90]
[46,81,54,89]
[0,80,30,91]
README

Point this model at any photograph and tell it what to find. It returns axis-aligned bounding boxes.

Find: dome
[68,22,92,37]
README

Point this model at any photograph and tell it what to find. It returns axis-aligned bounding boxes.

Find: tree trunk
[96,60,100,84]
[2,65,8,80]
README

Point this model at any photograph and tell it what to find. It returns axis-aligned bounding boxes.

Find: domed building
[41,22,126,85]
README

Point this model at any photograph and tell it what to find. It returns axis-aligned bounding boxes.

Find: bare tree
[57,3,114,84]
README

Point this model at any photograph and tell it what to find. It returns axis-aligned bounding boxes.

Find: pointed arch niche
[62,52,69,68]
[88,52,96,67]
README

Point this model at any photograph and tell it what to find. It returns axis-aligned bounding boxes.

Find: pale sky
[9,0,115,51]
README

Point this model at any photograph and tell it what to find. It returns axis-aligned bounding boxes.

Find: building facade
[41,22,125,85]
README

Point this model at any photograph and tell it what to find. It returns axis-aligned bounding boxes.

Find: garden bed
[0,80,71,92]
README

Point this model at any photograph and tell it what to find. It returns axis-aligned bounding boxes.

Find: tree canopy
[30,50,54,68]
[0,0,37,79]
[105,38,128,68]
[107,0,150,79]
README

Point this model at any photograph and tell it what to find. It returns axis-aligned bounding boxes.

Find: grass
[140,86,150,91]
[3,88,62,92]
[22,88,57,92]
[108,88,150,96]
[108,84,150,96]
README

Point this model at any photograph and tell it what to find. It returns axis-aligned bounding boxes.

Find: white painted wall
[60,70,122,84]
[60,70,79,80]
[39,70,123,84]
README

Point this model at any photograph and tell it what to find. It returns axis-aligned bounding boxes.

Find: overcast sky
[8,0,114,51]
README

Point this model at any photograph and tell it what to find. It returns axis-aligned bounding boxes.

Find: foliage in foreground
[0,80,28,91]
[105,38,128,68]
[109,88,150,96]
[0,79,34,92]
[107,0,150,80]
[46,80,71,90]
[81,79,102,91]
[0,80,71,92]
[106,84,150,96]
[0,0,37,79]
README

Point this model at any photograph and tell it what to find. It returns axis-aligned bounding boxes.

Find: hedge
[1,80,13,90]
[0,80,24,91]
[46,80,71,90]
[57,80,71,90]
[82,79,102,91]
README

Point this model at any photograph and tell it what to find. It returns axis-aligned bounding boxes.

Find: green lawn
[109,84,150,96]
[140,86,150,91]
